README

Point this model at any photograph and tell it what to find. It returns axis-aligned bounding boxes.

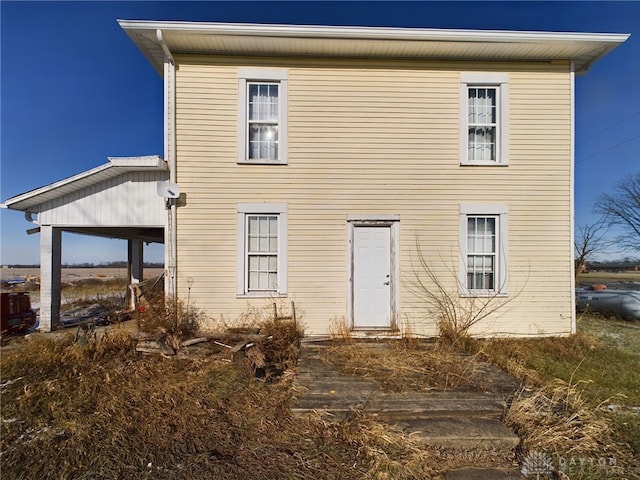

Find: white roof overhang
[3,155,167,213]
[118,20,629,76]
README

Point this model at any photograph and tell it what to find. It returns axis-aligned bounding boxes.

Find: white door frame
[347,215,400,330]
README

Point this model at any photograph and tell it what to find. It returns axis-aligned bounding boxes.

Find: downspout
[570,61,577,335]
[157,29,178,306]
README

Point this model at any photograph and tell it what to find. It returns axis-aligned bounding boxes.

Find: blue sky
[1,1,639,265]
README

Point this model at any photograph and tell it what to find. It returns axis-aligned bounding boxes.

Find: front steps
[292,343,525,479]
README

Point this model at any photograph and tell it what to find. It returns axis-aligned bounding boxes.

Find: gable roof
[3,156,167,212]
[118,20,629,75]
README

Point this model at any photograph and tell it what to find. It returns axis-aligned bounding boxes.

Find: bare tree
[407,237,525,346]
[574,219,610,280]
[595,172,640,251]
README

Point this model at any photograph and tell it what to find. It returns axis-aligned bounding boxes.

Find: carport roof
[3,156,167,213]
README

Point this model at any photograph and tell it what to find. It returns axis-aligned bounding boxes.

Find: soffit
[118,20,629,75]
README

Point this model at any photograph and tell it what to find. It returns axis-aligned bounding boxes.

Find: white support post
[40,225,61,332]
[127,239,144,310]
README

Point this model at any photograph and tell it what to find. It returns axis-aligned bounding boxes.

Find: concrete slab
[370,392,506,419]
[293,392,506,419]
[394,417,520,450]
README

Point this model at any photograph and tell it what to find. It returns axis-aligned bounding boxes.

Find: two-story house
[118,20,629,337]
[7,21,627,335]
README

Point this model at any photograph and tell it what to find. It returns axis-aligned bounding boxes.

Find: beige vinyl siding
[174,56,573,336]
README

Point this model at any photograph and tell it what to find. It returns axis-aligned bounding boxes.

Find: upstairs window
[238,69,288,164]
[468,87,498,162]
[460,73,509,165]
[247,83,279,161]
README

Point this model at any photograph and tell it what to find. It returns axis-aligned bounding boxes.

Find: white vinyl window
[237,203,287,296]
[459,205,508,296]
[238,69,288,164]
[466,216,497,290]
[460,73,509,165]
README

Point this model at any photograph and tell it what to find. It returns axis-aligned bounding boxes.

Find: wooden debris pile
[135,302,300,377]
[135,328,267,359]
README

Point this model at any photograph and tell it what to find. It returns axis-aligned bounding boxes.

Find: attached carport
[3,156,168,331]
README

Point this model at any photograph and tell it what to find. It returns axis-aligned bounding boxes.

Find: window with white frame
[466,216,497,289]
[460,73,509,165]
[237,203,287,296]
[459,205,508,296]
[238,68,288,164]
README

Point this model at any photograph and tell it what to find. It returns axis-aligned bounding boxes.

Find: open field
[1,267,165,304]
[1,266,165,283]
[577,271,640,286]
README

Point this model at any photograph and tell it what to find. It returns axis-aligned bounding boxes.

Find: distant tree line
[586,258,640,269]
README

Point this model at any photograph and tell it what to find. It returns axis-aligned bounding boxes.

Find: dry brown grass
[136,293,203,344]
[0,327,500,480]
[4,294,638,479]
[319,340,495,393]
[328,316,355,342]
[1,321,344,480]
[306,409,514,480]
[505,381,620,458]
[59,277,128,301]
[476,323,640,477]
[505,381,638,478]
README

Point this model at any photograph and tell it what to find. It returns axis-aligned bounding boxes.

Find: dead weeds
[319,339,497,393]
[325,409,515,479]
[1,328,357,480]
[477,323,640,476]
[505,381,622,459]
[0,327,492,480]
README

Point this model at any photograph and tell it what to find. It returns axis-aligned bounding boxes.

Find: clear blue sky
[1,1,639,265]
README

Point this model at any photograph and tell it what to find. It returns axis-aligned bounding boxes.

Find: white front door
[353,225,392,329]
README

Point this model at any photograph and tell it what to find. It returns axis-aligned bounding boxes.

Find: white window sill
[238,160,288,165]
[236,292,287,299]
[460,161,509,167]
[459,291,509,298]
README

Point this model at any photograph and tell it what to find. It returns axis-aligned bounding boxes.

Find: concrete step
[293,391,506,419]
[296,378,379,392]
[370,392,506,420]
[293,343,521,454]
[393,416,520,450]
[446,467,525,479]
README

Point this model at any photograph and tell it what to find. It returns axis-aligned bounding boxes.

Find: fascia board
[118,20,628,44]
[108,155,167,169]
[118,20,629,76]
[4,162,113,210]
[4,156,167,212]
